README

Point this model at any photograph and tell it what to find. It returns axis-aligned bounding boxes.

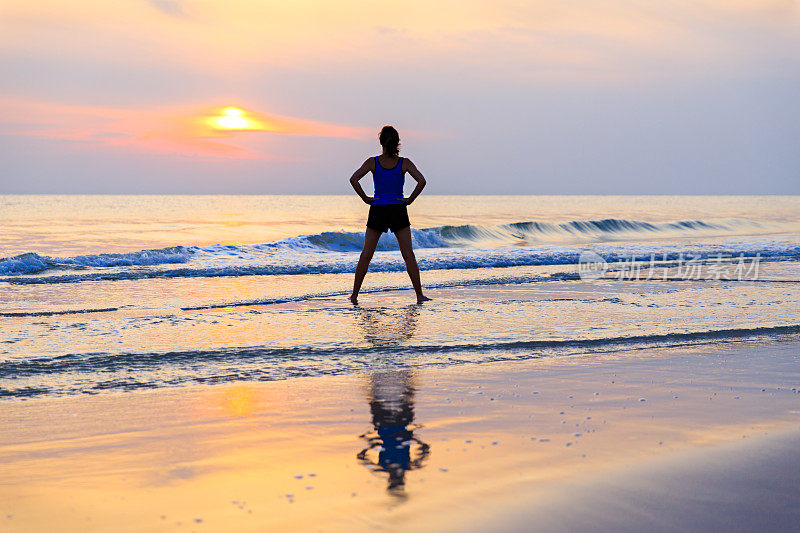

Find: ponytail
[379,125,400,157]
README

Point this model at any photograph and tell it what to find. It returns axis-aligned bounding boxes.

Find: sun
[208,107,262,131]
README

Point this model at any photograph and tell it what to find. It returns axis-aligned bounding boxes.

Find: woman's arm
[403,159,427,205]
[349,159,374,204]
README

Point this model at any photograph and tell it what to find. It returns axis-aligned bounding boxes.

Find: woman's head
[379,126,400,157]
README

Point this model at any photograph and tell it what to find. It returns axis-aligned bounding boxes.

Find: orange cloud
[0,97,372,159]
[193,105,370,140]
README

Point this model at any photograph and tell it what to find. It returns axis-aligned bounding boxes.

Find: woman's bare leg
[394,226,430,303]
[351,228,383,304]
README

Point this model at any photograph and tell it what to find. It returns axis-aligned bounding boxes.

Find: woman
[349,126,430,305]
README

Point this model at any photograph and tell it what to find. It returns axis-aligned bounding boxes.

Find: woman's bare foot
[349,294,359,305]
[416,295,431,304]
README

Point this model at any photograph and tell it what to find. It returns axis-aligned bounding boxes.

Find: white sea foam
[1,218,790,281]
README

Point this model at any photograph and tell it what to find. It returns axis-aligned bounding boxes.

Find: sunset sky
[1,0,798,194]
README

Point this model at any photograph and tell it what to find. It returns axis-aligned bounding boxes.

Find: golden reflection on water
[222,384,259,417]
[354,304,429,495]
[354,303,420,346]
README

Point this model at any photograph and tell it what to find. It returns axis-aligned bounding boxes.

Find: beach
[1,195,799,531]
[4,0,800,528]
[2,331,799,531]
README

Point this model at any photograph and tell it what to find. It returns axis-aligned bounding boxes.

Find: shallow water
[1,195,798,398]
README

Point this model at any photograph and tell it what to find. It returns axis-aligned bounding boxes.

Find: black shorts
[366,204,410,233]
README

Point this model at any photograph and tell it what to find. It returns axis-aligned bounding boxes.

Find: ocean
[1,195,798,399]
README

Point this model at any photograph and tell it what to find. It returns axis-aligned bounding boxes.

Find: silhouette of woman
[349,126,430,305]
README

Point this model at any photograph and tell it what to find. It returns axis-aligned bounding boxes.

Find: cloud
[0,97,373,160]
[0,0,797,193]
[144,0,186,18]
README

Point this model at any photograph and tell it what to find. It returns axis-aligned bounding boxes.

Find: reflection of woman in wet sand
[349,125,430,305]
[357,370,430,493]
[354,305,428,492]
[355,304,419,347]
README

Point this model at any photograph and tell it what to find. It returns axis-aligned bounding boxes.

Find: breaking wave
[0,247,190,275]
[0,217,790,284]
[273,217,764,252]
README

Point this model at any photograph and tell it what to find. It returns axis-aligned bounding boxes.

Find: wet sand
[483,427,800,532]
[1,339,799,531]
